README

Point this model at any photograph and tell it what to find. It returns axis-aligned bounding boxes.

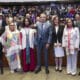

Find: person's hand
[2,48,5,53]
[75,48,78,51]
[58,43,62,47]
[30,24,35,28]
[63,47,66,49]
[54,43,57,47]
[46,43,50,49]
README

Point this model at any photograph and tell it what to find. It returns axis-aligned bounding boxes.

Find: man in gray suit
[35,13,52,74]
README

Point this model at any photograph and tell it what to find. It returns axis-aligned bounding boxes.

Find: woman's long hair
[66,18,75,28]
[22,17,32,28]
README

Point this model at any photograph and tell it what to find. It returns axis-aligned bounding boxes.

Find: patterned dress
[2,30,21,71]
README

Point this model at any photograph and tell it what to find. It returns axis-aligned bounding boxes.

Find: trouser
[0,60,3,74]
[36,40,48,69]
[67,51,77,74]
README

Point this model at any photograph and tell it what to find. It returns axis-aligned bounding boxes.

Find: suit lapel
[57,25,60,35]
[54,26,59,36]
[43,22,47,30]
[53,27,56,35]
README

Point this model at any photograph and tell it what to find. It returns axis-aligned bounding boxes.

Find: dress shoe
[1,71,3,74]
[79,72,80,75]
[59,69,62,72]
[72,74,76,76]
[0,68,3,74]
[14,69,17,73]
[10,70,14,73]
[34,67,41,74]
[45,68,49,74]
[55,67,59,72]
[59,68,62,72]
[55,68,59,71]
[71,73,76,76]
[55,67,59,71]
[15,68,23,73]
[67,72,71,75]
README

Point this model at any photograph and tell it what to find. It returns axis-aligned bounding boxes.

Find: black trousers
[0,60,3,74]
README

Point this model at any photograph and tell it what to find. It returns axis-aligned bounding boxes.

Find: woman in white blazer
[62,18,79,76]
[20,18,36,72]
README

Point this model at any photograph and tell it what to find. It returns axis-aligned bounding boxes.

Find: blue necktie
[26,30,30,64]
[41,23,44,39]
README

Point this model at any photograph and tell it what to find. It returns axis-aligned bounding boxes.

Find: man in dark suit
[0,29,4,74]
[34,13,52,74]
[0,13,6,31]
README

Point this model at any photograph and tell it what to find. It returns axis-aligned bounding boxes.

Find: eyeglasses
[10,25,15,26]
[67,22,72,23]
[40,16,46,18]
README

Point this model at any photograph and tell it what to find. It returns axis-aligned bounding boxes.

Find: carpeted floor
[0,67,80,80]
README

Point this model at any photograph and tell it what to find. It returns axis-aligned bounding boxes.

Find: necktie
[26,29,30,64]
[41,23,44,37]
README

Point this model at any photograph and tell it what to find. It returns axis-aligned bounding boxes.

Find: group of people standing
[0,12,80,76]
[34,13,80,76]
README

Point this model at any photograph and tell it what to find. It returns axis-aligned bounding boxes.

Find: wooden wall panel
[2,48,80,67]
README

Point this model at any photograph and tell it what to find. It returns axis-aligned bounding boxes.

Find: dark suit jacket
[0,19,6,32]
[52,25,64,44]
[0,42,3,60]
[36,21,52,44]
